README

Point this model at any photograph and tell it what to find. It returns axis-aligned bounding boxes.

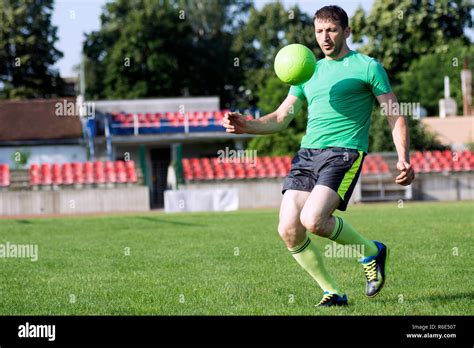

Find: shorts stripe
[337,150,364,200]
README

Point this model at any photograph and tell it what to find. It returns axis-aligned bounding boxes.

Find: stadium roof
[0,98,83,144]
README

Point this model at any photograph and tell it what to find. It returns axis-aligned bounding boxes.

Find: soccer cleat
[315,292,348,307]
[361,241,389,297]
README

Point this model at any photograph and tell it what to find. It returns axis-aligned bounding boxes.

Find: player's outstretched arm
[223,95,303,135]
[376,92,415,186]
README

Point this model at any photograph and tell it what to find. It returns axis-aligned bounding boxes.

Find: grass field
[0,201,472,315]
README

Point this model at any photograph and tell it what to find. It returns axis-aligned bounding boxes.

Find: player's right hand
[223,112,247,134]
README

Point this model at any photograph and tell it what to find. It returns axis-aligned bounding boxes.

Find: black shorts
[282,147,366,211]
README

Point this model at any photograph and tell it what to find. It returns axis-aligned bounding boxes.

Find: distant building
[0,98,87,167]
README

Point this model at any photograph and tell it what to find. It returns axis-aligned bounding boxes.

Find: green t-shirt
[289,50,392,153]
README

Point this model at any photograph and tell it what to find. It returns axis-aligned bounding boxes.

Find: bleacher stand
[182,151,474,183]
[411,150,474,173]
[109,109,255,135]
[28,160,138,190]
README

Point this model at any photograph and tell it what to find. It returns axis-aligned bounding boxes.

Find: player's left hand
[395,161,415,186]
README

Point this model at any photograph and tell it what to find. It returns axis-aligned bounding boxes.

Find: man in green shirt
[223,5,415,307]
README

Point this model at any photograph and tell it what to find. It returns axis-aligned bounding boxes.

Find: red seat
[72,162,84,184]
[62,163,73,185]
[115,113,127,123]
[93,161,106,184]
[104,161,116,183]
[51,163,63,185]
[137,113,147,123]
[30,164,41,186]
[40,163,52,185]
[0,164,10,187]
[115,161,127,183]
[125,160,137,183]
[83,162,94,184]
[380,163,389,173]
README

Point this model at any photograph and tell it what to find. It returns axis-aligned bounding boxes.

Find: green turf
[0,201,472,315]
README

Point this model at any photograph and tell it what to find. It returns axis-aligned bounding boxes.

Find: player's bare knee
[277,223,305,245]
[300,214,328,236]
[277,222,294,239]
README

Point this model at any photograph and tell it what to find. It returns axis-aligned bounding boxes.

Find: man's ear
[344,26,351,39]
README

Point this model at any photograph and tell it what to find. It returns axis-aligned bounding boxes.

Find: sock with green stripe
[329,216,378,258]
[289,235,342,295]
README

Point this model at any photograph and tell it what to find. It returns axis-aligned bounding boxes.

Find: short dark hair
[313,5,349,29]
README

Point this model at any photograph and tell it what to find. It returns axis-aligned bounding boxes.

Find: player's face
[314,19,348,58]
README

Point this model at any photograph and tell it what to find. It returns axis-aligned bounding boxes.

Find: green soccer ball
[274,44,316,85]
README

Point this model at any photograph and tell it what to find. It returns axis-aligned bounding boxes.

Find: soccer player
[223,5,415,307]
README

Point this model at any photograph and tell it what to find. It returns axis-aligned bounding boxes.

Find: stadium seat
[40,163,52,185]
[104,161,116,183]
[62,163,74,185]
[125,160,137,183]
[72,162,84,185]
[51,163,63,186]
[115,161,127,183]
[0,164,10,187]
[29,164,41,186]
[408,150,474,173]
[83,161,94,184]
[93,161,106,184]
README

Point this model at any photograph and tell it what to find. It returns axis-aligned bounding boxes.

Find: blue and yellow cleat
[315,292,348,307]
[360,240,389,297]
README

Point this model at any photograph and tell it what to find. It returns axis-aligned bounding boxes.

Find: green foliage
[351,0,473,151]
[351,0,473,80]
[0,0,64,99]
[83,0,251,105]
[396,40,474,116]
[10,149,31,169]
[83,0,194,99]
[233,2,320,108]
[368,108,446,152]
[466,142,474,152]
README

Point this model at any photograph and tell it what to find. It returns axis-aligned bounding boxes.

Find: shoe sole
[366,245,389,298]
[316,302,349,307]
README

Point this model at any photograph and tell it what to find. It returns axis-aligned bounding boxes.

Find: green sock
[329,216,378,258]
[289,235,342,295]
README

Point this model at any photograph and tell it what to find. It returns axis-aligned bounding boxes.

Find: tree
[232,2,320,109]
[397,39,473,116]
[83,0,251,103]
[83,0,195,99]
[0,0,64,99]
[368,106,446,152]
[351,0,473,80]
[351,0,472,151]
